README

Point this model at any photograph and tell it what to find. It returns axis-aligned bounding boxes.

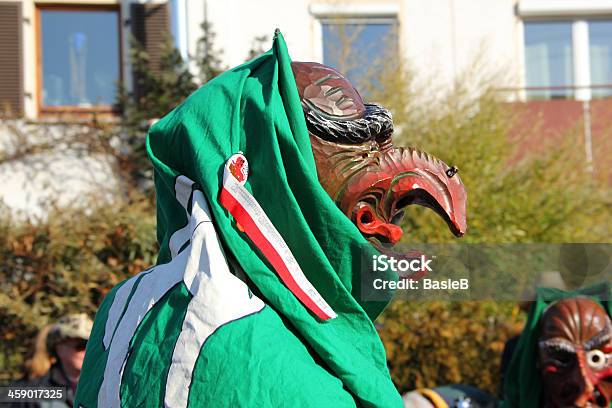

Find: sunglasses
[65,339,88,351]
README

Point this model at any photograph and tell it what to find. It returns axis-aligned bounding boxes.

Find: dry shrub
[0,194,157,381]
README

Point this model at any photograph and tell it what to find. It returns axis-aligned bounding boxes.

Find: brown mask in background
[291,62,466,267]
[538,297,612,407]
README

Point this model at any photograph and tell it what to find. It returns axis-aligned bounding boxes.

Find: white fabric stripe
[169,190,213,259]
[164,193,264,408]
[174,175,195,210]
[169,176,197,258]
[98,246,191,408]
[182,191,212,292]
[103,176,197,349]
[103,269,150,349]
[169,223,192,259]
[223,173,337,319]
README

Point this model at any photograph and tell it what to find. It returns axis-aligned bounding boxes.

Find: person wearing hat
[403,385,498,407]
[10,313,92,408]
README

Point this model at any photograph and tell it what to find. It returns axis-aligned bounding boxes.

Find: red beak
[340,146,467,244]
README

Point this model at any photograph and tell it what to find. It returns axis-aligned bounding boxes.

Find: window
[524,21,574,99]
[524,19,612,100]
[589,20,612,98]
[38,6,120,111]
[321,20,398,94]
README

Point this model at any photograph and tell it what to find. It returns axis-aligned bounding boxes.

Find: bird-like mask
[292,62,467,254]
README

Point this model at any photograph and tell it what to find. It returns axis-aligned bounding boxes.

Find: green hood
[145,30,401,407]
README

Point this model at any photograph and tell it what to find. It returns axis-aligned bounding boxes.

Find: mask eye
[548,349,575,368]
[586,349,607,370]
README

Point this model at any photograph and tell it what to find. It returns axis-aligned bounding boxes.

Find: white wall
[21,0,37,119]
[402,0,522,95]
[203,0,320,68]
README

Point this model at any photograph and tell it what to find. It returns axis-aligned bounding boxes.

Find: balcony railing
[496,84,612,101]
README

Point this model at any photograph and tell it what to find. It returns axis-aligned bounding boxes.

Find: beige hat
[521,270,568,300]
[402,391,436,408]
[46,313,93,352]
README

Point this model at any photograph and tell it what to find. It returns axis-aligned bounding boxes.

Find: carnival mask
[538,297,612,407]
[291,62,467,257]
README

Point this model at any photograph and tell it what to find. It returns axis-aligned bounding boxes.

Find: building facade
[0,0,610,216]
[1,0,611,120]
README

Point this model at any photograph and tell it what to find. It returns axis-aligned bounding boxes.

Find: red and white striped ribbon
[219,153,336,320]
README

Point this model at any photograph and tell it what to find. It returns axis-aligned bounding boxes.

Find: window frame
[35,3,123,117]
[310,4,400,65]
[318,17,399,94]
[519,3,612,101]
[522,19,577,100]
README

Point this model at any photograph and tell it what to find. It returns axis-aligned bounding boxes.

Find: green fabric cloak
[74,30,401,407]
